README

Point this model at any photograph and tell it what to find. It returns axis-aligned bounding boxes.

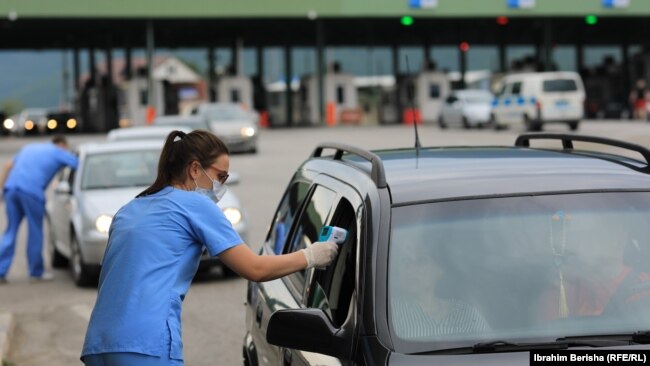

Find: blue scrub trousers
[83,352,183,366]
[0,188,46,278]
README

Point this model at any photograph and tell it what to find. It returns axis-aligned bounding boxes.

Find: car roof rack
[515,133,650,165]
[312,143,387,188]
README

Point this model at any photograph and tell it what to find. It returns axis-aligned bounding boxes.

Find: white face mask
[194,167,227,203]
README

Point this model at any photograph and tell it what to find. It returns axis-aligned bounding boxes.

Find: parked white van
[491,71,585,131]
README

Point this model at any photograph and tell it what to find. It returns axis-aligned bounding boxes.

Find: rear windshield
[543,79,578,92]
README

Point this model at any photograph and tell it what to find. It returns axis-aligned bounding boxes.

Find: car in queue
[45,110,79,134]
[243,134,650,365]
[191,102,259,154]
[106,125,192,142]
[46,139,248,286]
[438,89,494,129]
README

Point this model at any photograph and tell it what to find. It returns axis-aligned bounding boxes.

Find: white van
[491,71,585,131]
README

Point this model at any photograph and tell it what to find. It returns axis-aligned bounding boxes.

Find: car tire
[524,115,542,132]
[70,234,95,287]
[462,117,471,129]
[491,114,505,130]
[568,120,580,131]
[438,116,448,129]
[47,216,69,268]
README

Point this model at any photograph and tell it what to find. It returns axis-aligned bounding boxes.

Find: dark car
[243,133,650,365]
[45,110,79,134]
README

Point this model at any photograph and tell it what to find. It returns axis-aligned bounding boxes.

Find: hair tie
[173,131,187,143]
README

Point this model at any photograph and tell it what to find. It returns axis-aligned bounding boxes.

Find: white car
[438,90,494,129]
[192,103,259,154]
[491,71,585,131]
[46,139,249,286]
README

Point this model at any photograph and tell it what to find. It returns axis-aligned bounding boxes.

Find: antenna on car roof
[404,55,422,156]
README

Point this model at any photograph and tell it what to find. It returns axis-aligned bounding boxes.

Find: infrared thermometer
[318,226,348,244]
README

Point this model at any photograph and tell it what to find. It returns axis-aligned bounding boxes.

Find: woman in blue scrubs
[81,130,338,366]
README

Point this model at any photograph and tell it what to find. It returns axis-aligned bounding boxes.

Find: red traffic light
[459,42,470,52]
[496,16,509,25]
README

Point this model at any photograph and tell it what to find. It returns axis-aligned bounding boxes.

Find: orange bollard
[326,102,337,126]
[145,106,157,125]
[259,111,269,128]
[402,108,422,125]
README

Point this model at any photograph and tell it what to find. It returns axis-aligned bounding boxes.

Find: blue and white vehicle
[491,71,585,131]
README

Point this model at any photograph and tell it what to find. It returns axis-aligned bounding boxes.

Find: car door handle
[255,303,263,327]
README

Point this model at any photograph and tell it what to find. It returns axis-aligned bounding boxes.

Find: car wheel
[524,115,542,132]
[70,234,95,287]
[47,216,69,268]
[438,116,448,129]
[462,117,471,129]
[568,121,580,131]
[491,114,505,130]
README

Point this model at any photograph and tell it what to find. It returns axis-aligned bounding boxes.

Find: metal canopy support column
[146,20,155,124]
[576,43,584,73]
[392,44,400,124]
[284,45,294,126]
[208,46,216,102]
[459,47,467,90]
[424,39,432,69]
[622,42,631,97]
[316,19,325,125]
[125,46,132,81]
[105,40,116,131]
[73,47,80,100]
[542,20,553,71]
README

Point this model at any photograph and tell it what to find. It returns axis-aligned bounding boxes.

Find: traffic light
[459,42,470,53]
[585,15,598,25]
[401,16,414,26]
[496,16,509,26]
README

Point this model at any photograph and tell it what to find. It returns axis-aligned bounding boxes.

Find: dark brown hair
[137,129,229,197]
[51,134,68,145]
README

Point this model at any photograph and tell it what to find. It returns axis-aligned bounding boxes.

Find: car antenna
[404,55,422,157]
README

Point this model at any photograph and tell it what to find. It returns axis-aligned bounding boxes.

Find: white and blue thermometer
[318,225,348,244]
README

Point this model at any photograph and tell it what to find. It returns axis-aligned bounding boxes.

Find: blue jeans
[83,352,183,366]
[0,189,46,277]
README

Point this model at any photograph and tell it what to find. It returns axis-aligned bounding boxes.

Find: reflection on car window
[204,105,249,121]
[266,181,310,255]
[285,185,335,290]
[543,79,578,92]
[308,198,358,327]
[81,150,160,190]
[389,192,650,348]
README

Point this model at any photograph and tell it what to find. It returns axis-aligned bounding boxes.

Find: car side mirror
[55,181,71,194]
[266,308,352,360]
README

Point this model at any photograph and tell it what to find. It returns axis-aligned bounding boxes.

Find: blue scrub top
[81,186,243,361]
[4,142,78,200]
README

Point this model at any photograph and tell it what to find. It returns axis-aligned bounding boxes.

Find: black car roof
[312,136,650,205]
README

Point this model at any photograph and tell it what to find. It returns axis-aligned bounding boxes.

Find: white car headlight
[3,119,14,130]
[95,214,113,234]
[240,127,256,137]
[223,207,242,226]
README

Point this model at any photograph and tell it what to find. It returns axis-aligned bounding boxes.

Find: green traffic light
[585,15,598,25]
[401,16,414,26]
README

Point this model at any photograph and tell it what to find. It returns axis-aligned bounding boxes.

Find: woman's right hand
[302,242,339,269]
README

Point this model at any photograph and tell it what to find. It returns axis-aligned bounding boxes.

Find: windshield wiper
[416,338,629,355]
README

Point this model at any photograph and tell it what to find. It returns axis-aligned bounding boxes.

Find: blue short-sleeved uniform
[81,186,242,362]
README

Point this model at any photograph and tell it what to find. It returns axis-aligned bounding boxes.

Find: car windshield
[543,79,578,92]
[204,105,249,121]
[81,150,160,189]
[463,94,493,104]
[388,192,650,353]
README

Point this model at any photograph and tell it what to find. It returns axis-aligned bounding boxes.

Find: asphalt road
[2,120,650,365]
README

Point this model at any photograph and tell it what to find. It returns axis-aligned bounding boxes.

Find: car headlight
[47,119,58,130]
[222,207,242,226]
[24,120,34,130]
[240,127,256,137]
[3,119,14,130]
[66,118,77,129]
[95,214,113,234]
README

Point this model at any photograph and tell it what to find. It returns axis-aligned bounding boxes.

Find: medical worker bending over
[0,134,78,282]
[81,130,338,366]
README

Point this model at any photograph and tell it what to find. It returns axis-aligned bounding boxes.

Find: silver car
[192,103,259,154]
[106,125,192,141]
[46,139,249,286]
